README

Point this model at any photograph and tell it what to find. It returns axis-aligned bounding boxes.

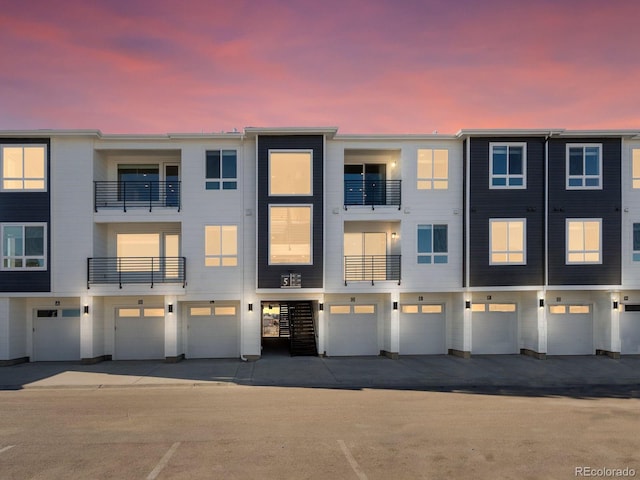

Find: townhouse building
[1,126,639,364]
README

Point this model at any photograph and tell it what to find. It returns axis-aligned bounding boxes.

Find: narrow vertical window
[417,224,448,264]
[566,219,601,264]
[490,219,526,265]
[417,149,448,189]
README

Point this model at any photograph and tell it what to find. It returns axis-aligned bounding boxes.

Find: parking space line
[146,442,180,480]
[337,440,368,480]
[0,445,15,454]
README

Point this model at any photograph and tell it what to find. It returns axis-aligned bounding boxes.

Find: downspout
[240,131,249,362]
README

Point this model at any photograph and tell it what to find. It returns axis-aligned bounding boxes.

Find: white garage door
[187,305,239,358]
[33,309,81,361]
[400,304,446,354]
[621,306,640,354]
[115,307,165,360]
[547,305,593,355]
[472,303,518,354]
[327,305,378,356]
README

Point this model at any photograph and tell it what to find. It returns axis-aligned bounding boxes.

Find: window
[633,149,640,188]
[566,219,601,264]
[417,149,448,189]
[206,150,237,190]
[417,224,448,264]
[269,206,312,264]
[205,225,238,266]
[116,233,160,272]
[402,304,443,314]
[490,143,526,188]
[1,145,46,191]
[1,223,46,270]
[634,223,640,261]
[566,144,602,189]
[490,219,525,265]
[269,151,312,195]
[329,305,351,314]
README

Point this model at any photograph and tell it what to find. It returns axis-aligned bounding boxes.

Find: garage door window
[190,307,212,316]
[488,304,516,312]
[330,305,351,314]
[549,305,591,314]
[402,304,443,314]
[354,305,375,314]
[215,306,236,315]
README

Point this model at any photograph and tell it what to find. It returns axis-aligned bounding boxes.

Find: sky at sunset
[1,0,640,134]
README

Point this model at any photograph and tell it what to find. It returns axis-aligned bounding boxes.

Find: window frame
[633,222,640,261]
[565,218,602,265]
[489,218,526,265]
[1,222,47,271]
[566,144,602,190]
[0,144,47,192]
[268,204,313,265]
[417,224,448,264]
[489,142,526,189]
[417,148,449,190]
[268,149,313,196]
[632,149,640,189]
[204,225,238,267]
[205,149,237,190]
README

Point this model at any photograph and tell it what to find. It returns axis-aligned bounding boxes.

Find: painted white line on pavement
[146,442,181,480]
[337,440,368,480]
[0,445,15,454]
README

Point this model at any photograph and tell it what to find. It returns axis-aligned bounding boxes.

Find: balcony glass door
[344,232,387,281]
[118,165,159,203]
[165,165,179,207]
[344,164,386,206]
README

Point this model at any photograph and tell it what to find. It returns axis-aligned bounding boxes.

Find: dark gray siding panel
[468,137,545,287]
[0,138,51,292]
[257,135,324,289]
[547,138,621,285]
[462,139,467,287]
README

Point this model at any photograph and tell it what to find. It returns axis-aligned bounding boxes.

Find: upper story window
[1,145,47,191]
[490,143,526,188]
[566,144,602,189]
[1,223,46,270]
[206,150,237,190]
[633,223,640,261]
[417,224,448,264]
[205,225,238,266]
[417,149,448,189]
[269,151,312,196]
[269,205,312,264]
[490,219,526,265]
[632,149,640,188]
[566,219,601,264]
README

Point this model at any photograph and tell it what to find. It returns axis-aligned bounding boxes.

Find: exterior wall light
[613,301,619,310]
[168,304,173,313]
[465,301,471,309]
[319,303,324,311]
[539,299,544,308]
[393,301,398,310]
[83,305,89,315]
[248,303,253,311]
[391,232,397,239]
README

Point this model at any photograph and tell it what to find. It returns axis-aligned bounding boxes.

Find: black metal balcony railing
[94,181,181,212]
[344,255,401,285]
[87,257,186,288]
[344,180,401,210]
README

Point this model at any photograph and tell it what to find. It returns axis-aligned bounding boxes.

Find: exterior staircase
[288,301,318,356]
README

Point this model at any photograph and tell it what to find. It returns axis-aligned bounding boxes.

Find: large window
[116,233,160,271]
[566,219,601,264]
[269,206,312,264]
[206,150,237,190]
[417,224,448,264]
[1,145,46,191]
[205,225,238,266]
[269,151,312,195]
[490,143,526,188]
[1,223,46,270]
[567,144,602,189]
[417,149,448,189]
[490,219,525,265]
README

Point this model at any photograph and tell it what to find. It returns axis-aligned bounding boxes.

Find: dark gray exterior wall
[0,138,51,292]
[257,135,324,289]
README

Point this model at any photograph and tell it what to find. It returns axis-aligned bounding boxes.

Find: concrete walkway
[1,355,639,393]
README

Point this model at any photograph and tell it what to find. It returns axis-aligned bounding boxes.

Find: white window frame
[417,149,448,190]
[566,144,602,190]
[1,222,47,270]
[205,225,238,267]
[1,144,47,192]
[489,218,526,265]
[268,204,313,265]
[268,149,313,196]
[632,149,640,189]
[633,222,640,262]
[489,143,526,189]
[566,218,602,264]
[417,224,448,264]
[205,150,237,190]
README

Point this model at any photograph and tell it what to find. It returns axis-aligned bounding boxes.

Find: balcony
[344,255,401,285]
[344,180,401,210]
[94,181,181,212]
[87,257,186,288]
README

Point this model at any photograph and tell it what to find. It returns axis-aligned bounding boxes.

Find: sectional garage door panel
[33,309,81,361]
[472,305,518,354]
[327,306,378,356]
[115,308,165,360]
[547,306,593,355]
[620,310,640,354]
[400,305,446,355]
[187,306,239,359]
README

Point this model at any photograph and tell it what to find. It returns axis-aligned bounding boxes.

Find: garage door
[621,305,640,354]
[472,303,518,354]
[187,305,239,358]
[400,304,446,354]
[33,309,81,361]
[547,305,593,355]
[115,307,165,360]
[327,305,378,356]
